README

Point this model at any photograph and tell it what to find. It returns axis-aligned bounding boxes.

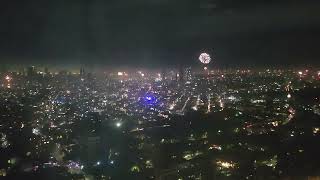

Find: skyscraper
[161,68,166,81]
[27,66,36,77]
[44,67,49,74]
[179,65,184,82]
[80,67,85,76]
[185,67,192,81]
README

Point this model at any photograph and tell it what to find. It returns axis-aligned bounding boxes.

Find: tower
[178,65,184,82]
[161,68,166,81]
[80,67,85,76]
[44,67,49,74]
[27,66,36,77]
[185,67,192,81]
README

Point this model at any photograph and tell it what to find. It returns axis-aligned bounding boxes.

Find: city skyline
[1,67,319,179]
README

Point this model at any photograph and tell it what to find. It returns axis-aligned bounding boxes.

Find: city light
[1,66,319,179]
[313,128,320,135]
[5,75,11,81]
[209,144,222,151]
[192,106,198,111]
[216,160,236,169]
[32,128,40,135]
[116,122,122,127]
[143,94,158,105]
[137,71,145,77]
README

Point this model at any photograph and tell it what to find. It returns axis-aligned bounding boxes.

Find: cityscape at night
[1,0,320,179]
[0,66,319,179]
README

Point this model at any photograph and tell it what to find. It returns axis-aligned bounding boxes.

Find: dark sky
[1,0,320,67]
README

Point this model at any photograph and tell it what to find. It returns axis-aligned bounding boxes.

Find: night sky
[1,0,320,67]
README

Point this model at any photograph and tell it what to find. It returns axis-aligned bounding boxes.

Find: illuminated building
[161,68,166,81]
[185,67,192,81]
[178,65,184,82]
[27,66,36,76]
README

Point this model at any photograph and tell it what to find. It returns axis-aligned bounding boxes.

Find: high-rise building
[27,66,36,77]
[168,71,176,81]
[18,67,25,76]
[179,66,184,82]
[44,67,49,74]
[161,68,166,81]
[80,67,85,76]
[185,67,192,81]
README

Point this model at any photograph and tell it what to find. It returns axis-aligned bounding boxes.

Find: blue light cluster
[143,94,158,105]
[54,96,67,104]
